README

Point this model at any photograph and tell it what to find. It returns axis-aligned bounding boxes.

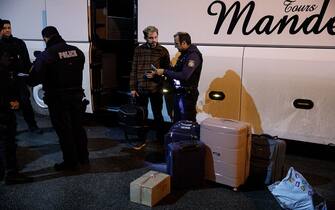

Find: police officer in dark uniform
[0,19,41,133]
[0,19,33,184]
[29,26,89,171]
[154,32,203,122]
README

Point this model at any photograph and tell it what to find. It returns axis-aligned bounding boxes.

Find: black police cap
[41,26,60,38]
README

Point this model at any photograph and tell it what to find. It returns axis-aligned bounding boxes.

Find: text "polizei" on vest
[58,50,78,59]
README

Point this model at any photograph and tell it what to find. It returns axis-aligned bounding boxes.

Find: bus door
[90,0,137,113]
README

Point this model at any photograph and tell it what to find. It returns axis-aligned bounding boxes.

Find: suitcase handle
[257,134,278,140]
[259,133,278,139]
[180,125,191,130]
[179,142,199,151]
[169,132,198,140]
[177,120,197,129]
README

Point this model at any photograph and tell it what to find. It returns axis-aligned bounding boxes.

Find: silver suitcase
[200,118,251,190]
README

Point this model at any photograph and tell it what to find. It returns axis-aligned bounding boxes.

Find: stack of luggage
[161,117,287,191]
[164,121,205,189]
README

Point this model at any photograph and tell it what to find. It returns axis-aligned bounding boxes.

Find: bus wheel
[30,84,49,115]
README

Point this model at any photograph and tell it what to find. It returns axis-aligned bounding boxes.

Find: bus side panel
[138,0,335,47]
[241,48,335,145]
[0,0,46,39]
[195,46,244,122]
[45,0,89,42]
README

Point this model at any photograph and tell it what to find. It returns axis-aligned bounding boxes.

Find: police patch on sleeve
[188,60,195,68]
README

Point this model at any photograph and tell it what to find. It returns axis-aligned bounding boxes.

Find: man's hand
[131,90,139,97]
[156,69,164,76]
[10,100,20,110]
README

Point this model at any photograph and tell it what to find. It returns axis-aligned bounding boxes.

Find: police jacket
[0,45,19,110]
[0,35,32,74]
[29,35,85,96]
[164,44,203,89]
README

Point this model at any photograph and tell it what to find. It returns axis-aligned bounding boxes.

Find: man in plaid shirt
[130,26,170,143]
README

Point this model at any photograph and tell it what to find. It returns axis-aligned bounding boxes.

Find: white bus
[1,0,335,145]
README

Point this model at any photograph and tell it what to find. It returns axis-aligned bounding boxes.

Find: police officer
[0,19,33,184]
[0,19,41,133]
[29,26,89,171]
[153,32,203,122]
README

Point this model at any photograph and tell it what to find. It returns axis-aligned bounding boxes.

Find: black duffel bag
[118,97,148,148]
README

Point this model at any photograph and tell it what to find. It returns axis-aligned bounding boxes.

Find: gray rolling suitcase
[200,118,251,190]
[249,134,286,185]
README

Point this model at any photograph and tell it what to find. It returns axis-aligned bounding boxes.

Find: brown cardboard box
[130,170,171,206]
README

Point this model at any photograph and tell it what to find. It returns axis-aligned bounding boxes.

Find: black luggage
[118,98,148,148]
[164,120,200,150]
[249,134,286,185]
[167,140,205,189]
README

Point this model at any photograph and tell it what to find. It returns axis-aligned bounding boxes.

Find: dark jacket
[29,35,85,96]
[0,35,32,74]
[164,44,203,88]
[0,44,19,109]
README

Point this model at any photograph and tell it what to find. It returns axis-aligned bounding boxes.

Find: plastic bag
[268,167,327,210]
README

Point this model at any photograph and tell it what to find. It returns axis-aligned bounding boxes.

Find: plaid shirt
[130,43,170,93]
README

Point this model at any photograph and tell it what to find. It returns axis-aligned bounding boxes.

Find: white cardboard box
[130,170,171,206]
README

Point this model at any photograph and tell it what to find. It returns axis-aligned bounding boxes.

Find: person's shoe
[54,162,79,171]
[29,125,43,134]
[4,172,34,185]
[79,159,91,170]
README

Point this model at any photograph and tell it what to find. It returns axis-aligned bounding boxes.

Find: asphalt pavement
[0,112,334,210]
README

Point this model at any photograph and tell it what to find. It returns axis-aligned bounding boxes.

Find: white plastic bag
[268,167,327,210]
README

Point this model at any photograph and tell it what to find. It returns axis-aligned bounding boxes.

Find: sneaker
[54,162,79,171]
[5,172,33,185]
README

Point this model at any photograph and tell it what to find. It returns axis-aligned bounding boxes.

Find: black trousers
[18,80,37,128]
[46,93,88,166]
[173,90,199,123]
[137,90,164,141]
[0,109,17,179]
